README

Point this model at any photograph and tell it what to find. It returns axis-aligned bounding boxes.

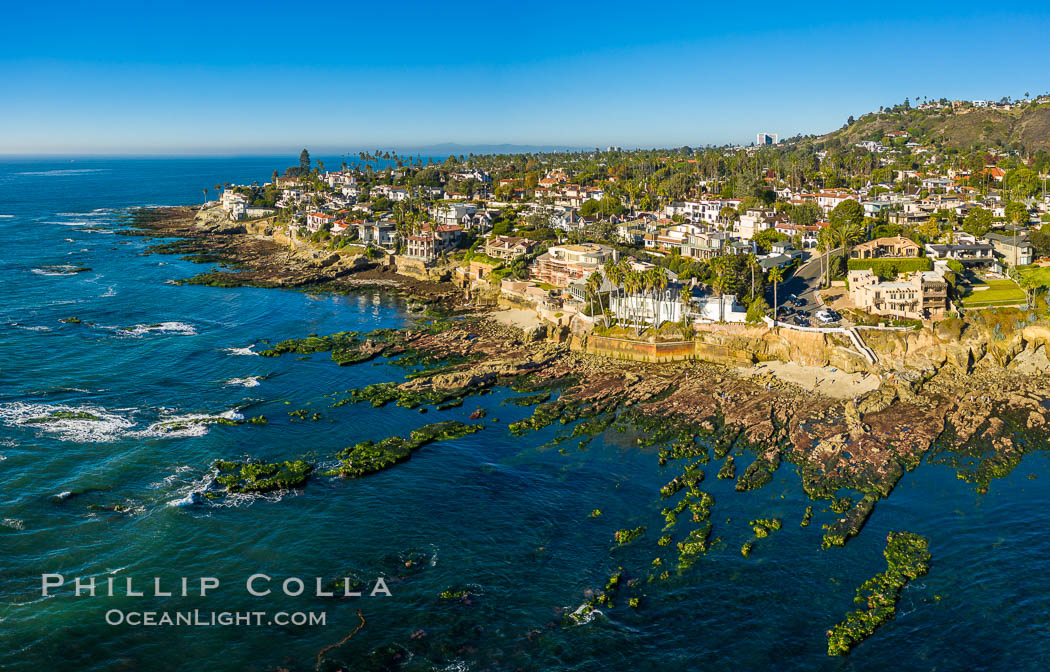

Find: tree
[586,271,608,327]
[746,252,760,301]
[709,256,731,322]
[830,200,866,265]
[768,266,785,327]
[678,284,693,332]
[299,149,311,174]
[963,207,993,238]
[202,187,208,203]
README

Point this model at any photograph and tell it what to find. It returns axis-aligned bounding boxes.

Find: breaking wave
[31,264,90,276]
[225,376,262,388]
[0,402,136,443]
[223,346,258,356]
[115,321,197,337]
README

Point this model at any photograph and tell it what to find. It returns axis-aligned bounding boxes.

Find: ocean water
[1,157,1048,671]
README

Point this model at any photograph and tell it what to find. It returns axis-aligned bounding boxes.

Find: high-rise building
[756,133,778,146]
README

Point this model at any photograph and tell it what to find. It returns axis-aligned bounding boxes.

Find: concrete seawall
[578,334,755,364]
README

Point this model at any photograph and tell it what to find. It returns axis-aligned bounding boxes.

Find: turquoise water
[1,157,1048,671]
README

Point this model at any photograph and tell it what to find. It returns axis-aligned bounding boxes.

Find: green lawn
[959,278,1027,307]
[1014,265,1050,289]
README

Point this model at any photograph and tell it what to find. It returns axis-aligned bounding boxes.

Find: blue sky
[1,1,1048,154]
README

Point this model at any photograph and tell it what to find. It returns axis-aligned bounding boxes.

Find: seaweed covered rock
[213,459,313,493]
[327,421,483,477]
[614,526,646,546]
[735,453,780,492]
[826,531,931,656]
[822,493,879,549]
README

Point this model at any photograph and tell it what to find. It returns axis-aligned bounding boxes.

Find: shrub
[847,257,933,279]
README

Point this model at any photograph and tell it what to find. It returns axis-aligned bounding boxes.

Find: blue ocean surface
[0,157,1048,671]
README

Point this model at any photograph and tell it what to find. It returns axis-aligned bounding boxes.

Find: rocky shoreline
[124,205,1050,509]
[122,203,1050,656]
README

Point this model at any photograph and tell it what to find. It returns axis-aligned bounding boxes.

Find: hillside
[811,103,1050,153]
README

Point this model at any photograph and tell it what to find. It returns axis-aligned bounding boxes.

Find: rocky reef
[826,531,931,656]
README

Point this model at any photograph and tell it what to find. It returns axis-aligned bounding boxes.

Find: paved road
[773,248,842,323]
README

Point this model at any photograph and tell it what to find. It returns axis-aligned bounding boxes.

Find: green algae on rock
[801,505,814,527]
[614,526,646,546]
[213,459,313,493]
[826,531,931,656]
[750,518,782,538]
[822,493,879,549]
[717,456,736,480]
[25,410,103,423]
[735,453,780,492]
[327,421,483,478]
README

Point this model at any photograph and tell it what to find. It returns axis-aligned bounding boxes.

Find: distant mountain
[808,102,1050,153]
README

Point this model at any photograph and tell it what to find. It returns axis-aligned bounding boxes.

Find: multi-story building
[850,236,922,260]
[484,235,539,261]
[848,269,949,320]
[529,243,618,288]
[984,231,1034,267]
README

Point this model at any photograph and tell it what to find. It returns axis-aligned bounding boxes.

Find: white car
[816,311,836,324]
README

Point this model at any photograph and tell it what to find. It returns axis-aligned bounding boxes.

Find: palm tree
[605,259,624,326]
[709,256,731,322]
[650,268,668,327]
[586,271,608,327]
[768,266,785,327]
[745,252,760,301]
[202,187,208,204]
[678,283,693,333]
[817,227,834,287]
[835,218,865,267]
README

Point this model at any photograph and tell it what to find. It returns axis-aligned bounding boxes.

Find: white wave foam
[2,518,25,531]
[150,464,193,489]
[100,286,117,297]
[0,402,136,443]
[225,376,262,388]
[565,603,602,625]
[224,346,258,356]
[13,324,50,332]
[116,321,197,337]
[31,265,88,276]
[0,214,14,218]
[144,409,244,438]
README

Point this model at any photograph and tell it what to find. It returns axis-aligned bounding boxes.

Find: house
[432,202,477,227]
[460,211,492,232]
[816,190,858,213]
[245,205,276,219]
[530,243,618,288]
[681,231,730,259]
[850,236,921,260]
[736,209,779,241]
[374,185,410,202]
[355,220,399,249]
[609,277,746,326]
[405,233,438,263]
[984,232,1034,267]
[305,212,335,233]
[848,269,949,320]
[484,235,539,261]
[924,242,995,265]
